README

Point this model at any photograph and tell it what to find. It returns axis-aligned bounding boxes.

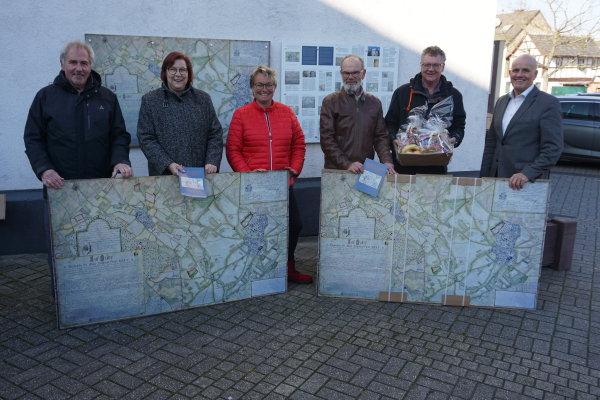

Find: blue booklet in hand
[355,158,387,197]
[179,167,207,198]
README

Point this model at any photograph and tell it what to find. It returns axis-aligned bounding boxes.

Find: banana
[401,144,421,153]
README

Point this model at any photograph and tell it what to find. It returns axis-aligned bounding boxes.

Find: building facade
[494,9,600,97]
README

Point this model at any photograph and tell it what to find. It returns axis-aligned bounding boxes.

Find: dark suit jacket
[480,86,563,180]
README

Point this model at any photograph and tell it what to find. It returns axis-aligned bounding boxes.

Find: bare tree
[539,0,599,90]
[507,0,600,91]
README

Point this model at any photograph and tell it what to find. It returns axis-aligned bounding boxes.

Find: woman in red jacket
[226,65,311,283]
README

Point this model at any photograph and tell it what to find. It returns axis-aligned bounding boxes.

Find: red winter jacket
[226,100,306,185]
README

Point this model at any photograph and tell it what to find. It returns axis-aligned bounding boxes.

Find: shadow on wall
[3,0,493,254]
[89,0,493,178]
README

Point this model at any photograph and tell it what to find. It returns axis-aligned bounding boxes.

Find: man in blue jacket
[24,40,132,188]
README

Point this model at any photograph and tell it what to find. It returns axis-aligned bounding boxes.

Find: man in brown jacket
[320,55,395,174]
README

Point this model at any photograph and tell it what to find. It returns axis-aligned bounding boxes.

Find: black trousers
[43,194,56,299]
[288,186,303,261]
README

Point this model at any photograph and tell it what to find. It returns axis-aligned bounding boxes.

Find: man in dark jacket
[24,40,132,188]
[480,54,562,190]
[385,46,466,175]
[23,41,132,296]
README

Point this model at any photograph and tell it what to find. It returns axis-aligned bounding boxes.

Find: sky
[496,0,599,38]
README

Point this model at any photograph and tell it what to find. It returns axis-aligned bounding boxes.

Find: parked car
[556,95,600,163]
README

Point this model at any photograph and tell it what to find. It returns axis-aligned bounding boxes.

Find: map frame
[318,171,550,310]
[86,33,271,146]
[48,171,289,328]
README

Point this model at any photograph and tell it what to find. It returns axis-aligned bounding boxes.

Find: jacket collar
[410,73,452,97]
[161,81,192,100]
[54,69,102,94]
[509,83,536,100]
[250,98,276,112]
[337,87,366,102]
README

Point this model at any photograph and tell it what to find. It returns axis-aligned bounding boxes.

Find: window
[560,102,592,120]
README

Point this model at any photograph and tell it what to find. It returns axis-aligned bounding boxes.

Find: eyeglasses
[254,83,275,89]
[341,70,363,77]
[167,67,188,75]
[421,63,444,70]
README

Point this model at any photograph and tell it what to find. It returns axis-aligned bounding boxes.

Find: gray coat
[480,86,563,180]
[137,83,223,176]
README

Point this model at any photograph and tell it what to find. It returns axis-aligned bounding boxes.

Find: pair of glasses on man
[421,63,444,70]
[254,83,275,89]
[167,67,188,75]
[341,70,363,77]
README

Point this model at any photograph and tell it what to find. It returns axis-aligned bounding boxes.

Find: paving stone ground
[1,162,599,399]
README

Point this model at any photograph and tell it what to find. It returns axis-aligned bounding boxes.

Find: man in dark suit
[480,54,563,190]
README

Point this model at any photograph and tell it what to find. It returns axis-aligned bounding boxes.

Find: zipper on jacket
[265,112,273,170]
[86,102,91,130]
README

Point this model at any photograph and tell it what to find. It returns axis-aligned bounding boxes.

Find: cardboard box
[397,152,452,166]
[542,217,576,271]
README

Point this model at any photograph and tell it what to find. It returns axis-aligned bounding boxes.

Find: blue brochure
[355,158,386,197]
[179,167,207,198]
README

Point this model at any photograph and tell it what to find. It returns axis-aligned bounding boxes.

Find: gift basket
[393,96,454,166]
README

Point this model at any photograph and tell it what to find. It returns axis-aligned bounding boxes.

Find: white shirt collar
[509,84,535,100]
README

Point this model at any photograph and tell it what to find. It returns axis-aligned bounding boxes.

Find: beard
[343,80,362,95]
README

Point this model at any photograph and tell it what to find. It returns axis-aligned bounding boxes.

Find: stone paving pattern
[1,163,598,399]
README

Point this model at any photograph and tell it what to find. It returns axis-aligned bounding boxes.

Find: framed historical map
[48,171,288,328]
[318,171,549,310]
[86,34,270,145]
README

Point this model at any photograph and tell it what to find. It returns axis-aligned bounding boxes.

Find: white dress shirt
[502,84,535,135]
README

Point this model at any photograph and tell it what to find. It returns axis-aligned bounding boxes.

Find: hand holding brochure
[179,167,207,198]
[355,158,386,197]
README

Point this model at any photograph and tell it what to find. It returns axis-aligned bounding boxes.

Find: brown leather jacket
[320,89,393,169]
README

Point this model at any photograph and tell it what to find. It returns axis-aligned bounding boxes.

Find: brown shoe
[287,260,313,284]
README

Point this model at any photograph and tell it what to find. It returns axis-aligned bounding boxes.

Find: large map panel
[403,175,454,303]
[318,171,549,310]
[319,172,396,298]
[86,34,270,145]
[49,171,288,328]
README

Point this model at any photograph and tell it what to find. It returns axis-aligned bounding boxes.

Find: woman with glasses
[137,51,223,176]
[226,65,312,284]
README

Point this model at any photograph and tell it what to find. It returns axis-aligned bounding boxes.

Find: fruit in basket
[422,146,440,153]
[401,144,421,154]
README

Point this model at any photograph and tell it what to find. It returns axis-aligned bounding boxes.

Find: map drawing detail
[86,34,270,145]
[49,171,288,328]
[318,172,549,310]
[490,221,521,265]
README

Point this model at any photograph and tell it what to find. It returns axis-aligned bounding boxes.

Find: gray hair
[421,46,446,63]
[340,54,364,70]
[250,65,277,87]
[60,41,95,66]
